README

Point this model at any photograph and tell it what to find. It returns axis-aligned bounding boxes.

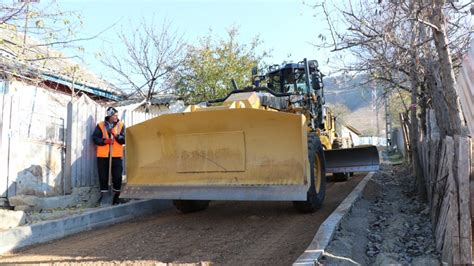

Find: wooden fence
[418,109,472,264]
[410,38,474,265]
[63,94,159,193]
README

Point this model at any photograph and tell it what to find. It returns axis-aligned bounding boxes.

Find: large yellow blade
[122,108,309,201]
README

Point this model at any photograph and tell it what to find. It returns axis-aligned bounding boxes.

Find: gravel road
[0,174,366,265]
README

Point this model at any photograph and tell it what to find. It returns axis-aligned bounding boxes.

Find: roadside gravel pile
[320,164,440,265]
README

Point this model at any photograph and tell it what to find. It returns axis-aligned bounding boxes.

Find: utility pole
[372,83,379,137]
[384,91,392,150]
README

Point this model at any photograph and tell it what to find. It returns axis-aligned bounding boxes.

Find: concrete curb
[0,199,172,255]
[293,172,375,266]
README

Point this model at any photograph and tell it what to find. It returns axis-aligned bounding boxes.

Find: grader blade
[324,145,379,173]
[121,108,311,201]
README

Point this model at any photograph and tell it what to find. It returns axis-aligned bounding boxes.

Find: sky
[51,0,336,82]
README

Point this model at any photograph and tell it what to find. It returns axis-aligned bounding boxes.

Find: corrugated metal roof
[117,94,179,106]
[41,73,122,101]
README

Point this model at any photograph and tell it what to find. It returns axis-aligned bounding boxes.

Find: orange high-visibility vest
[96,121,124,158]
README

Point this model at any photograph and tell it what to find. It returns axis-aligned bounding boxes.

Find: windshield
[267,68,308,93]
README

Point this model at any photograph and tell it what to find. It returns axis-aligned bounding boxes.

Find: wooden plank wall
[69,95,159,190]
[419,109,472,264]
[70,95,101,188]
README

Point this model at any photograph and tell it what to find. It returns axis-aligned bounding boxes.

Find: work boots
[99,191,113,207]
[98,191,121,206]
[113,192,121,205]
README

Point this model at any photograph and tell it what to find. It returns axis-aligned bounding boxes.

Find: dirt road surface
[0,174,365,265]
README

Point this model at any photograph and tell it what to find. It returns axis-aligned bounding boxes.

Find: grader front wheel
[173,200,210,213]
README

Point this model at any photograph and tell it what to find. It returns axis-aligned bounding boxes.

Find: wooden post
[428,138,440,206]
[437,137,457,264]
[63,102,73,194]
[399,113,410,162]
[6,94,17,198]
[434,137,453,242]
[447,175,460,265]
[0,94,11,197]
[471,140,474,218]
[454,136,472,264]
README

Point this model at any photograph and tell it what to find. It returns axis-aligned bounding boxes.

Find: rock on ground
[0,209,25,230]
[6,186,102,227]
[319,163,440,265]
[9,187,101,211]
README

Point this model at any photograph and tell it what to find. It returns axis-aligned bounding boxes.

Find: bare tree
[100,18,185,111]
[427,0,466,135]
[312,0,471,198]
[312,0,470,135]
[0,0,105,83]
[0,2,27,25]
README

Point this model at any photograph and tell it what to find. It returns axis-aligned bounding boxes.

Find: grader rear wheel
[331,138,350,182]
[293,133,326,213]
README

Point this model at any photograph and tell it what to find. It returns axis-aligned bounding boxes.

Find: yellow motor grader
[320,107,366,181]
[121,59,379,213]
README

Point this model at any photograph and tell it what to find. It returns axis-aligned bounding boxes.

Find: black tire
[173,200,210,213]
[333,172,350,182]
[293,133,326,213]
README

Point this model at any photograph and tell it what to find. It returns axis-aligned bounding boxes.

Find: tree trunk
[424,62,450,138]
[430,0,465,136]
[420,83,427,138]
[409,0,426,201]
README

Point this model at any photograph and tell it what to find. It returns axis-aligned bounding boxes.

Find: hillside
[323,73,386,136]
[323,73,376,111]
[344,105,386,136]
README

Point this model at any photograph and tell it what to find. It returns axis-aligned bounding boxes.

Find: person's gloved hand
[111,129,119,140]
[104,138,114,145]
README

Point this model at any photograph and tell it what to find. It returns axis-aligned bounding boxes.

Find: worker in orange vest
[92,106,125,205]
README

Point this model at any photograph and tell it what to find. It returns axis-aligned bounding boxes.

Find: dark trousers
[97,157,123,192]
